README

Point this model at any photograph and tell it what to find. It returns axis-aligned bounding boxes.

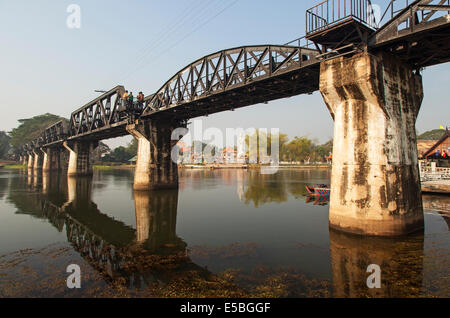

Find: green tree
[245,130,289,162]
[312,139,333,162]
[0,131,11,159]
[102,146,134,163]
[283,136,314,162]
[9,113,67,149]
[125,138,138,156]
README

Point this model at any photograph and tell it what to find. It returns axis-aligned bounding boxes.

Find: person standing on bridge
[122,90,129,109]
[128,92,134,110]
[137,92,144,111]
[127,92,135,122]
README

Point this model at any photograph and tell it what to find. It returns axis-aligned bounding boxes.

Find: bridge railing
[284,36,316,49]
[306,0,378,35]
[420,167,450,181]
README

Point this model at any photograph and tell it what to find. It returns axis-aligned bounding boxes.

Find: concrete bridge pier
[63,141,98,176]
[32,150,43,172]
[27,152,34,170]
[320,52,424,236]
[127,119,182,191]
[41,148,50,172]
[42,147,63,172]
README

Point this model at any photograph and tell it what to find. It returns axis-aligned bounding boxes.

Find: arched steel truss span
[141,45,321,120]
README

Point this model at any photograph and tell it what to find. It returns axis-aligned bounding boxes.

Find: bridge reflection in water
[7,170,448,297]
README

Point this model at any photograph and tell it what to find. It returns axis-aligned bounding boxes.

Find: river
[0,168,448,297]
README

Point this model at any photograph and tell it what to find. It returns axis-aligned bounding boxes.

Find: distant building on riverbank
[420,128,449,168]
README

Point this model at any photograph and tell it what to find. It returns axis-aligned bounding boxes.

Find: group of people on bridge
[120,90,145,121]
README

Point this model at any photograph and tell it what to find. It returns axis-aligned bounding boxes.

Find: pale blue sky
[0,0,448,149]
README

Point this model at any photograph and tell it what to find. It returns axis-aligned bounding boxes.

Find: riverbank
[180,164,331,170]
[0,163,332,171]
[93,164,135,170]
[421,180,450,194]
[0,161,26,169]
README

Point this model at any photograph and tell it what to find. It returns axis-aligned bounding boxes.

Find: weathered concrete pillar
[127,119,183,190]
[27,152,35,170]
[41,148,50,172]
[33,150,43,171]
[63,141,98,176]
[320,52,424,236]
[42,147,63,172]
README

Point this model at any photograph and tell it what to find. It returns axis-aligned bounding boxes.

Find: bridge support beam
[320,52,424,236]
[63,141,98,176]
[127,119,182,191]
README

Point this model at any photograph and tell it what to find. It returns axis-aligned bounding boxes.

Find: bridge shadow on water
[1,169,448,297]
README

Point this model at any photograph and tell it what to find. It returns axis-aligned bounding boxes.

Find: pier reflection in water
[0,168,448,297]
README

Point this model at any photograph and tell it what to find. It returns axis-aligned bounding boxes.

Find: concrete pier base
[320,52,424,236]
[127,120,182,191]
[27,153,34,170]
[63,141,98,176]
[42,148,50,172]
[42,148,63,172]
[33,150,43,171]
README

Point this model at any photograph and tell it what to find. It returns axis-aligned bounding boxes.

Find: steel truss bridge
[20,0,450,154]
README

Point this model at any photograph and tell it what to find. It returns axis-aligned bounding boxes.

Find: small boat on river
[305,185,330,197]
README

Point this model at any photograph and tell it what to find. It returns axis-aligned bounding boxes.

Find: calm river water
[0,168,448,297]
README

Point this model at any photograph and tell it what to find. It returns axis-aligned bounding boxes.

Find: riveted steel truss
[43,120,68,145]
[141,45,320,118]
[369,0,450,67]
[69,85,126,138]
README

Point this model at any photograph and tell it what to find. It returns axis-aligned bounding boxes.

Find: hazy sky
[1,0,449,149]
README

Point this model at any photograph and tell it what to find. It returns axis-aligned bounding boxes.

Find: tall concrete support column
[320,52,424,236]
[27,152,34,170]
[41,148,50,172]
[33,150,43,171]
[42,148,63,172]
[63,141,98,176]
[127,119,182,190]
